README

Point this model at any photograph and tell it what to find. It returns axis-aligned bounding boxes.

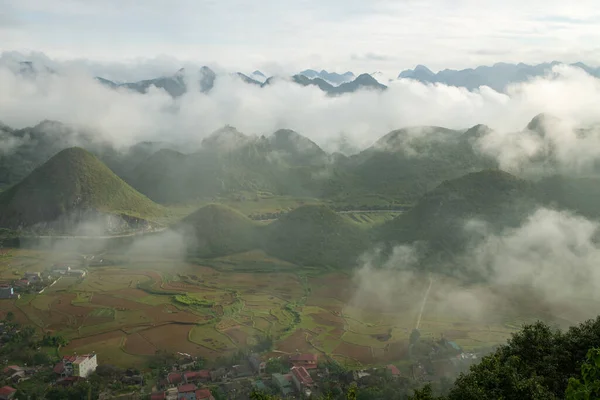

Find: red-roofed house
[290,353,318,369]
[195,388,215,400]
[150,392,166,400]
[177,383,197,400]
[183,370,210,383]
[387,364,401,377]
[53,362,66,377]
[0,386,16,400]
[2,366,22,376]
[167,372,183,385]
[291,366,314,397]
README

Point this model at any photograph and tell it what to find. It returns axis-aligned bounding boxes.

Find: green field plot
[189,325,237,352]
[31,295,55,311]
[90,308,115,319]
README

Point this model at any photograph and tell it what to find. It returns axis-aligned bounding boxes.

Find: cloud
[3,58,600,169]
[350,207,600,339]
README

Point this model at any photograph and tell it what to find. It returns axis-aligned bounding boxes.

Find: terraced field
[0,248,572,368]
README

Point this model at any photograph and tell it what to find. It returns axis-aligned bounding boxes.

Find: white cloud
[3,62,600,161]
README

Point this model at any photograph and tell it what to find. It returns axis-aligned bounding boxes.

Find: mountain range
[95,67,385,97]
[3,116,600,270]
[398,61,600,92]
[7,59,600,96]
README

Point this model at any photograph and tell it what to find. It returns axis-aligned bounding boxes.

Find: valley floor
[0,247,585,370]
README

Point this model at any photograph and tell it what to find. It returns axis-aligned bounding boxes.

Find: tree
[565,348,600,400]
[6,311,14,322]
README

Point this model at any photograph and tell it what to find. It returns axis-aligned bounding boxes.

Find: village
[0,329,481,400]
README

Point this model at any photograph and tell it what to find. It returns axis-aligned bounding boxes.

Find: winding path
[415,274,433,330]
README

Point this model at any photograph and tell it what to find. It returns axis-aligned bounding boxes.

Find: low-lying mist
[350,207,600,336]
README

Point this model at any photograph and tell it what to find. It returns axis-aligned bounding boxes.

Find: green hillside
[377,170,537,265]
[0,147,163,230]
[180,204,260,257]
[263,204,371,268]
[535,175,600,218]
[334,125,498,204]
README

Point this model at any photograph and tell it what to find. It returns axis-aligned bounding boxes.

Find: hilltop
[263,205,371,268]
[179,204,259,257]
[0,147,163,233]
[377,170,537,266]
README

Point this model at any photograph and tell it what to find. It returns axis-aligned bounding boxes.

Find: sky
[2,0,600,78]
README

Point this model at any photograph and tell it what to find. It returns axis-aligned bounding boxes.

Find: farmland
[0,247,587,369]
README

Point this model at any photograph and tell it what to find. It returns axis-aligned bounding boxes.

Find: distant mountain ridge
[95,67,384,97]
[398,61,600,92]
[299,69,355,85]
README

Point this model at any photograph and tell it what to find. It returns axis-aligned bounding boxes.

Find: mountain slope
[332,125,497,203]
[377,170,537,264]
[180,204,259,257]
[0,147,163,232]
[263,205,370,268]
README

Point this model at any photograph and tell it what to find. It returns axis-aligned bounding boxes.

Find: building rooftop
[195,388,213,399]
[387,364,401,376]
[272,373,293,387]
[177,383,197,393]
[0,386,17,397]
[167,372,183,384]
[184,370,210,380]
[0,386,17,396]
[291,366,314,385]
[150,392,166,400]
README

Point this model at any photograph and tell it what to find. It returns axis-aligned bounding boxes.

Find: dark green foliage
[263,205,371,268]
[0,147,163,230]
[565,348,600,399]
[252,334,274,353]
[265,358,287,374]
[437,317,600,399]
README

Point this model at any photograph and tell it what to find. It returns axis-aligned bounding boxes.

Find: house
[151,392,166,400]
[249,353,266,374]
[289,353,318,370]
[56,354,97,378]
[0,286,16,299]
[386,364,401,378]
[291,366,314,397]
[0,386,16,400]
[183,370,210,384]
[209,368,227,382]
[167,372,184,385]
[177,383,197,400]
[195,388,214,400]
[9,371,26,384]
[13,279,29,288]
[2,366,22,377]
[272,373,293,397]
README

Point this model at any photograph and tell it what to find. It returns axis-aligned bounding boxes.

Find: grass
[0,147,165,230]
